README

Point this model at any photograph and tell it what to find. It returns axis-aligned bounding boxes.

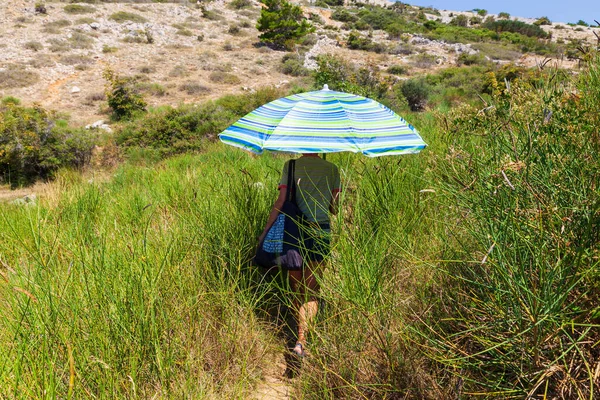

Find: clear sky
[404,0,600,25]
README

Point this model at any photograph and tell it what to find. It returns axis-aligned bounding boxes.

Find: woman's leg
[288,260,323,349]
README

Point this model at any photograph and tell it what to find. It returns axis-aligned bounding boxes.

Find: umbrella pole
[322,154,326,161]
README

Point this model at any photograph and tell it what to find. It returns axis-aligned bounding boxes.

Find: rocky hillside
[1,0,598,126]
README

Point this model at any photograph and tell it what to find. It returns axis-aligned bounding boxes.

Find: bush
[346,31,387,53]
[332,9,357,23]
[498,12,510,19]
[209,72,241,85]
[229,0,253,9]
[279,54,309,76]
[429,56,600,397]
[109,11,147,23]
[0,65,39,89]
[534,16,552,26]
[256,0,314,50]
[102,44,118,53]
[59,54,94,65]
[483,19,549,38]
[136,82,166,97]
[1,96,21,105]
[117,88,282,157]
[24,41,43,51]
[35,3,47,14]
[64,4,96,14]
[103,68,147,121]
[387,64,408,75]
[0,103,96,187]
[411,52,437,68]
[400,78,429,111]
[450,14,469,27]
[43,19,71,33]
[314,54,389,100]
[179,82,211,95]
[456,52,488,66]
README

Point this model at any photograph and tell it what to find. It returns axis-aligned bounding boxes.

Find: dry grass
[0,65,39,89]
[58,54,94,66]
[208,71,241,84]
[179,81,211,95]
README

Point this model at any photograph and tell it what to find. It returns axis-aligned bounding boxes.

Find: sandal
[292,342,306,358]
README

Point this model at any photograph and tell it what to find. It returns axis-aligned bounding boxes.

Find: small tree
[256,0,314,50]
[534,16,552,26]
[450,14,469,27]
[103,68,146,121]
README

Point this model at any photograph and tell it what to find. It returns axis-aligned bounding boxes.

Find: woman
[259,153,341,357]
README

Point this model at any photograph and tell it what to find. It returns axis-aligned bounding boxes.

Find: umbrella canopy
[219,85,426,157]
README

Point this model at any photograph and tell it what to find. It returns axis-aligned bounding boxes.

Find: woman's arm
[258,187,287,242]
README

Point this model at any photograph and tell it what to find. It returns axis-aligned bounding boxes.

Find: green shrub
[1,96,21,105]
[256,0,314,50]
[346,31,387,53]
[316,0,343,6]
[200,6,224,21]
[456,52,488,66]
[279,53,309,76]
[314,54,389,100]
[64,4,96,14]
[450,14,469,27]
[400,78,429,111]
[355,5,399,30]
[387,65,408,75]
[103,68,147,121]
[331,9,357,23]
[117,88,282,157]
[411,52,437,68]
[498,12,510,19]
[483,19,549,38]
[469,16,482,25]
[471,42,522,60]
[229,0,253,9]
[428,56,600,397]
[0,103,96,187]
[227,25,241,35]
[534,16,552,26]
[109,11,147,23]
[136,82,166,97]
[102,44,118,53]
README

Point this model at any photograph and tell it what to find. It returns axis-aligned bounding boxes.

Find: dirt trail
[251,352,292,400]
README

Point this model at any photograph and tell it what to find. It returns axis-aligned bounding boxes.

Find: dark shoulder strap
[287,160,296,203]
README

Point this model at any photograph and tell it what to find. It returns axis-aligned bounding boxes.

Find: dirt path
[251,352,292,400]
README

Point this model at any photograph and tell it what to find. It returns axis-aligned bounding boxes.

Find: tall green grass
[0,146,287,397]
[1,57,598,398]
[424,56,600,397]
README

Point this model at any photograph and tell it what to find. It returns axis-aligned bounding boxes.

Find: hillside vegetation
[1,0,599,398]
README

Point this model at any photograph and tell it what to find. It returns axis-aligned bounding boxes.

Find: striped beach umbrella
[219,85,426,157]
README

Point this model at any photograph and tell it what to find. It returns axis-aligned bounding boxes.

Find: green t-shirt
[279,156,341,223]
